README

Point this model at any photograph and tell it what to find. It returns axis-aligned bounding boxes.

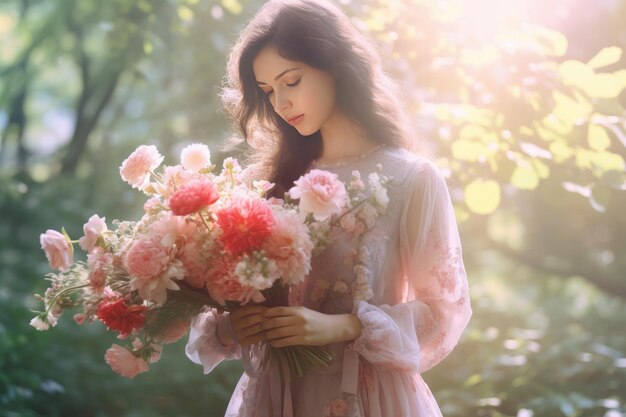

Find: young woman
[185,1,472,416]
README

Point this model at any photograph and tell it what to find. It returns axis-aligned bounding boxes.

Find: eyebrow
[256,67,301,85]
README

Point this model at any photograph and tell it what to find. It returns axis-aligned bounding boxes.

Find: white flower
[252,180,275,196]
[349,171,365,191]
[180,143,211,171]
[358,245,371,264]
[333,281,348,293]
[30,316,50,331]
[339,212,357,233]
[235,256,280,290]
[368,172,389,209]
[357,204,378,229]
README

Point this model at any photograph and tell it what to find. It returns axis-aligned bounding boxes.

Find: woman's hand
[224,304,268,348]
[259,306,362,348]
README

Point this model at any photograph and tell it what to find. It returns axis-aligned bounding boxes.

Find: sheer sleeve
[185,310,242,374]
[348,159,472,373]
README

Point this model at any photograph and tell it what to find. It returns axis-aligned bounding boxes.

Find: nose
[274,91,291,114]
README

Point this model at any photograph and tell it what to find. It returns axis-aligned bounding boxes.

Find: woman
[185,1,472,416]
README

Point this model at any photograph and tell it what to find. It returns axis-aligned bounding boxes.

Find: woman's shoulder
[379,146,443,186]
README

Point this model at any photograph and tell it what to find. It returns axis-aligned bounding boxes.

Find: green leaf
[221,0,243,15]
[588,123,611,151]
[451,140,489,162]
[465,179,501,214]
[587,46,622,69]
[177,5,194,22]
[511,164,539,190]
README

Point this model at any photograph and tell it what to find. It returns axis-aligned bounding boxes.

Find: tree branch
[487,239,626,299]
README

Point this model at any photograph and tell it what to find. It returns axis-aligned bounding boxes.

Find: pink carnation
[289,169,347,221]
[179,240,211,288]
[206,256,265,306]
[180,143,211,171]
[263,210,313,286]
[169,179,219,216]
[215,197,275,256]
[209,276,265,306]
[40,229,73,272]
[104,344,149,379]
[79,214,107,252]
[160,319,191,344]
[119,145,164,189]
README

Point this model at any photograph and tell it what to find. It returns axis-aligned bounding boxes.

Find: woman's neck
[317,108,379,165]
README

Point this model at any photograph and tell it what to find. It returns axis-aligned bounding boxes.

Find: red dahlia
[215,197,275,256]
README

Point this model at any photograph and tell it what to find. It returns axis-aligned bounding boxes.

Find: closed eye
[263,79,301,97]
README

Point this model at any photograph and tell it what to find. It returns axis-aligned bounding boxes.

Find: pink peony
[119,145,164,189]
[289,169,347,221]
[150,211,198,248]
[79,214,107,252]
[263,209,313,286]
[215,196,275,256]
[104,344,149,379]
[124,238,185,304]
[169,179,219,216]
[180,143,211,171]
[125,238,171,280]
[40,229,73,272]
[87,248,113,291]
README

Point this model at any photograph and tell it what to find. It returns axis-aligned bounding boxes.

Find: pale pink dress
[185,146,472,417]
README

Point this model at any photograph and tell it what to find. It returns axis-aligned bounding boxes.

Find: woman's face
[253,45,337,136]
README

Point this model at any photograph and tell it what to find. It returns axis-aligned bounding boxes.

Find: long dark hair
[221,0,414,198]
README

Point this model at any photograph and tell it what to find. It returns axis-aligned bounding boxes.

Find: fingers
[243,316,295,339]
[262,306,300,318]
[268,335,302,348]
[264,325,300,341]
[240,326,300,348]
[231,304,267,320]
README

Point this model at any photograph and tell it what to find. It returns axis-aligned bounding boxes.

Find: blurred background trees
[1,0,625,416]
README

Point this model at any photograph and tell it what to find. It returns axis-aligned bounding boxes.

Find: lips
[287,114,304,126]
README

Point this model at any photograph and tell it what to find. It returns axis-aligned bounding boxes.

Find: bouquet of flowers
[31,143,390,379]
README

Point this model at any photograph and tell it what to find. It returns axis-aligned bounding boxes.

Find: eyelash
[265,79,301,96]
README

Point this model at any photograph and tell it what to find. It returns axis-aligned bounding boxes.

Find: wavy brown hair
[221,0,415,198]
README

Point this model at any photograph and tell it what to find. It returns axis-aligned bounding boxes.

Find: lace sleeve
[348,159,472,373]
[185,310,242,374]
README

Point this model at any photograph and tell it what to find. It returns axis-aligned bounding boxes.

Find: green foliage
[1,0,625,416]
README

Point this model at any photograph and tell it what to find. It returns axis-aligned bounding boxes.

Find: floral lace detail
[322,395,360,417]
